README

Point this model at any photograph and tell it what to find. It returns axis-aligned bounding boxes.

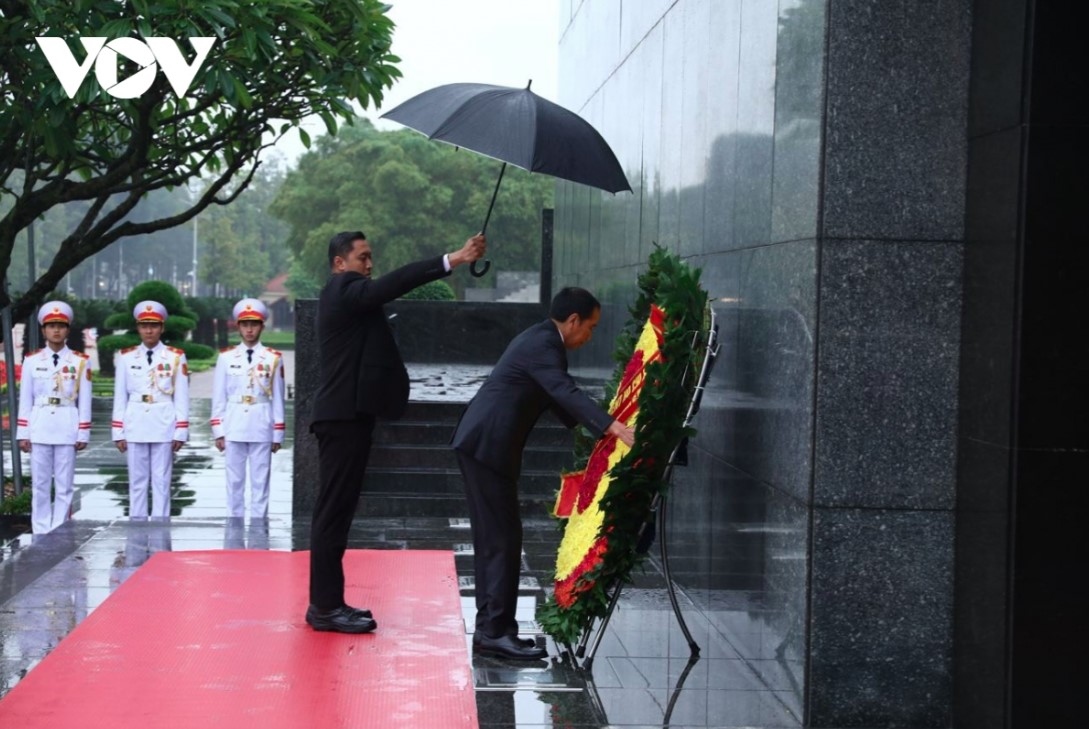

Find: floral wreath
[537,246,709,645]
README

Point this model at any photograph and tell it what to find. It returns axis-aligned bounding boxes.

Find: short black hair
[549,287,600,321]
[328,230,366,268]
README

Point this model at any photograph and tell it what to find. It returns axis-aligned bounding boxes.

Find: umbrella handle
[471,162,507,278]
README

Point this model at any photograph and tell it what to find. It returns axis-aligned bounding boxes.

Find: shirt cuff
[443,254,451,272]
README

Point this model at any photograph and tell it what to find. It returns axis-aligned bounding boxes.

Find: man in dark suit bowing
[306,229,486,634]
[451,287,635,659]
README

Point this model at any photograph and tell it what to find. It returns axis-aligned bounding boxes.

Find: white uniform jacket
[210,343,286,444]
[16,347,93,444]
[111,343,190,443]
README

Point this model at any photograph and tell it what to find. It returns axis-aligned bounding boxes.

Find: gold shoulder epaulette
[120,345,139,354]
[74,351,90,359]
[167,346,185,355]
[266,347,282,357]
[219,346,233,353]
[26,348,42,358]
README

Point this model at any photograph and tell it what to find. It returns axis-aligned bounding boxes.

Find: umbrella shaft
[481,162,507,235]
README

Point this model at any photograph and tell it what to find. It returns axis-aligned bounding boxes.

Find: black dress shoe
[472,631,536,649]
[344,604,373,619]
[473,634,547,660]
[305,605,377,634]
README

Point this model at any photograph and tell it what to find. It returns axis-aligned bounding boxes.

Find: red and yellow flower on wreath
[537,246,709,645]
[551,305,665,608]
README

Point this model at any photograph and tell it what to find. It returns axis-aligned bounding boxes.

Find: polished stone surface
[956,6,1089,718]
[809,508,953,727]
[959,126,1021,453]
[967,0,1027,136]
[822,0,971,242]
[557,1,966,724]
[728,241,817,502]
[814,240,962,510]
[668,454,808,719]
[385,301,547,364]
[772,0,826,244]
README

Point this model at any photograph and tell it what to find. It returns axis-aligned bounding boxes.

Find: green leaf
[231,78,252,108]
[199,6,238,29]
[318,111,337,136]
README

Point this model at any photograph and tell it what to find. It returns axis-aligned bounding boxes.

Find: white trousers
[30,443,76,534]
[126,442,174,518]
[224,441,272,518]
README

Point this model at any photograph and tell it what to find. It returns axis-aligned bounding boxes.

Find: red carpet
[0,550,477,728]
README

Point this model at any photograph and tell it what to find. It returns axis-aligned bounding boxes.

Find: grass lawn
[188,359,216,373]
[255,330,295,349]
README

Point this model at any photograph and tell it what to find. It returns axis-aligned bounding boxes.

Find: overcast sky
[275,0,559,163]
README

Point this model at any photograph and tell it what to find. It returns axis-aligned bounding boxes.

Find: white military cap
[38,300,74,325]
[233,298,268,323]
[133,300,168,323]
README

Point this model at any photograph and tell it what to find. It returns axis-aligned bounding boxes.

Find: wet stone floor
[0,384,802,728]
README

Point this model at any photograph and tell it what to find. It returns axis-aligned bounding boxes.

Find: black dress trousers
[455,450,523,639]
[309,416,376,609]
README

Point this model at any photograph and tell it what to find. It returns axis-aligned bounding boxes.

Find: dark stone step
[368,444,575,471]
[373,421,573,448]
[358,493,556,519]
[363,468,564,497]
[391,401,575,429]
[397,401,466,423]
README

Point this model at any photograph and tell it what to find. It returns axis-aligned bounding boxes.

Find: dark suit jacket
[451,319,615,479]
[311,257,449,424]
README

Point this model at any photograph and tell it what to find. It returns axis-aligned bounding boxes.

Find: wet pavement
[0,362,802,728]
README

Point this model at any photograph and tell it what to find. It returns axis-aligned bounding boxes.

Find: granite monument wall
[555,1,969,725]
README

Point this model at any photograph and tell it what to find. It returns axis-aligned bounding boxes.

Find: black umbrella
[381,81,631,276]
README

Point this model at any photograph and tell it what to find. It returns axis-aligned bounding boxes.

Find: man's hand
[606,420,635,447]
[172,440,185,453]
[18,439,30,454]
[271,443,282,454]
[447,234,486,268]
[215,437,225,453]
[116,439,127,453]
[75,442,87,452]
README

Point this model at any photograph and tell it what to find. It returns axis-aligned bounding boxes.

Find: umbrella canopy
[381,82,631,194]
[381,82,631,277]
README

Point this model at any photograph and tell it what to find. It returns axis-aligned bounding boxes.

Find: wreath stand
[563,307,721,672]
[583,655,701,724]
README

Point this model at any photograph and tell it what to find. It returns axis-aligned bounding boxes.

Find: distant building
[259,273,292,330]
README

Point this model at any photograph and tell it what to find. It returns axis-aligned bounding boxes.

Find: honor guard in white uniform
[16,301,92,534]
[111,300,190,519]
[211,298,285,518]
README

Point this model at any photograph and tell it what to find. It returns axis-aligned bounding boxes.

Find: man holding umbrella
[306,229,486,634]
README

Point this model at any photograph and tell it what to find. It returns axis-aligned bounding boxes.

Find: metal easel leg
[657,488,700,656]
[581,579,623,671]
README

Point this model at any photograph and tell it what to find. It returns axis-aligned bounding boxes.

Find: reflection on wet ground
[0,368,802,728]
